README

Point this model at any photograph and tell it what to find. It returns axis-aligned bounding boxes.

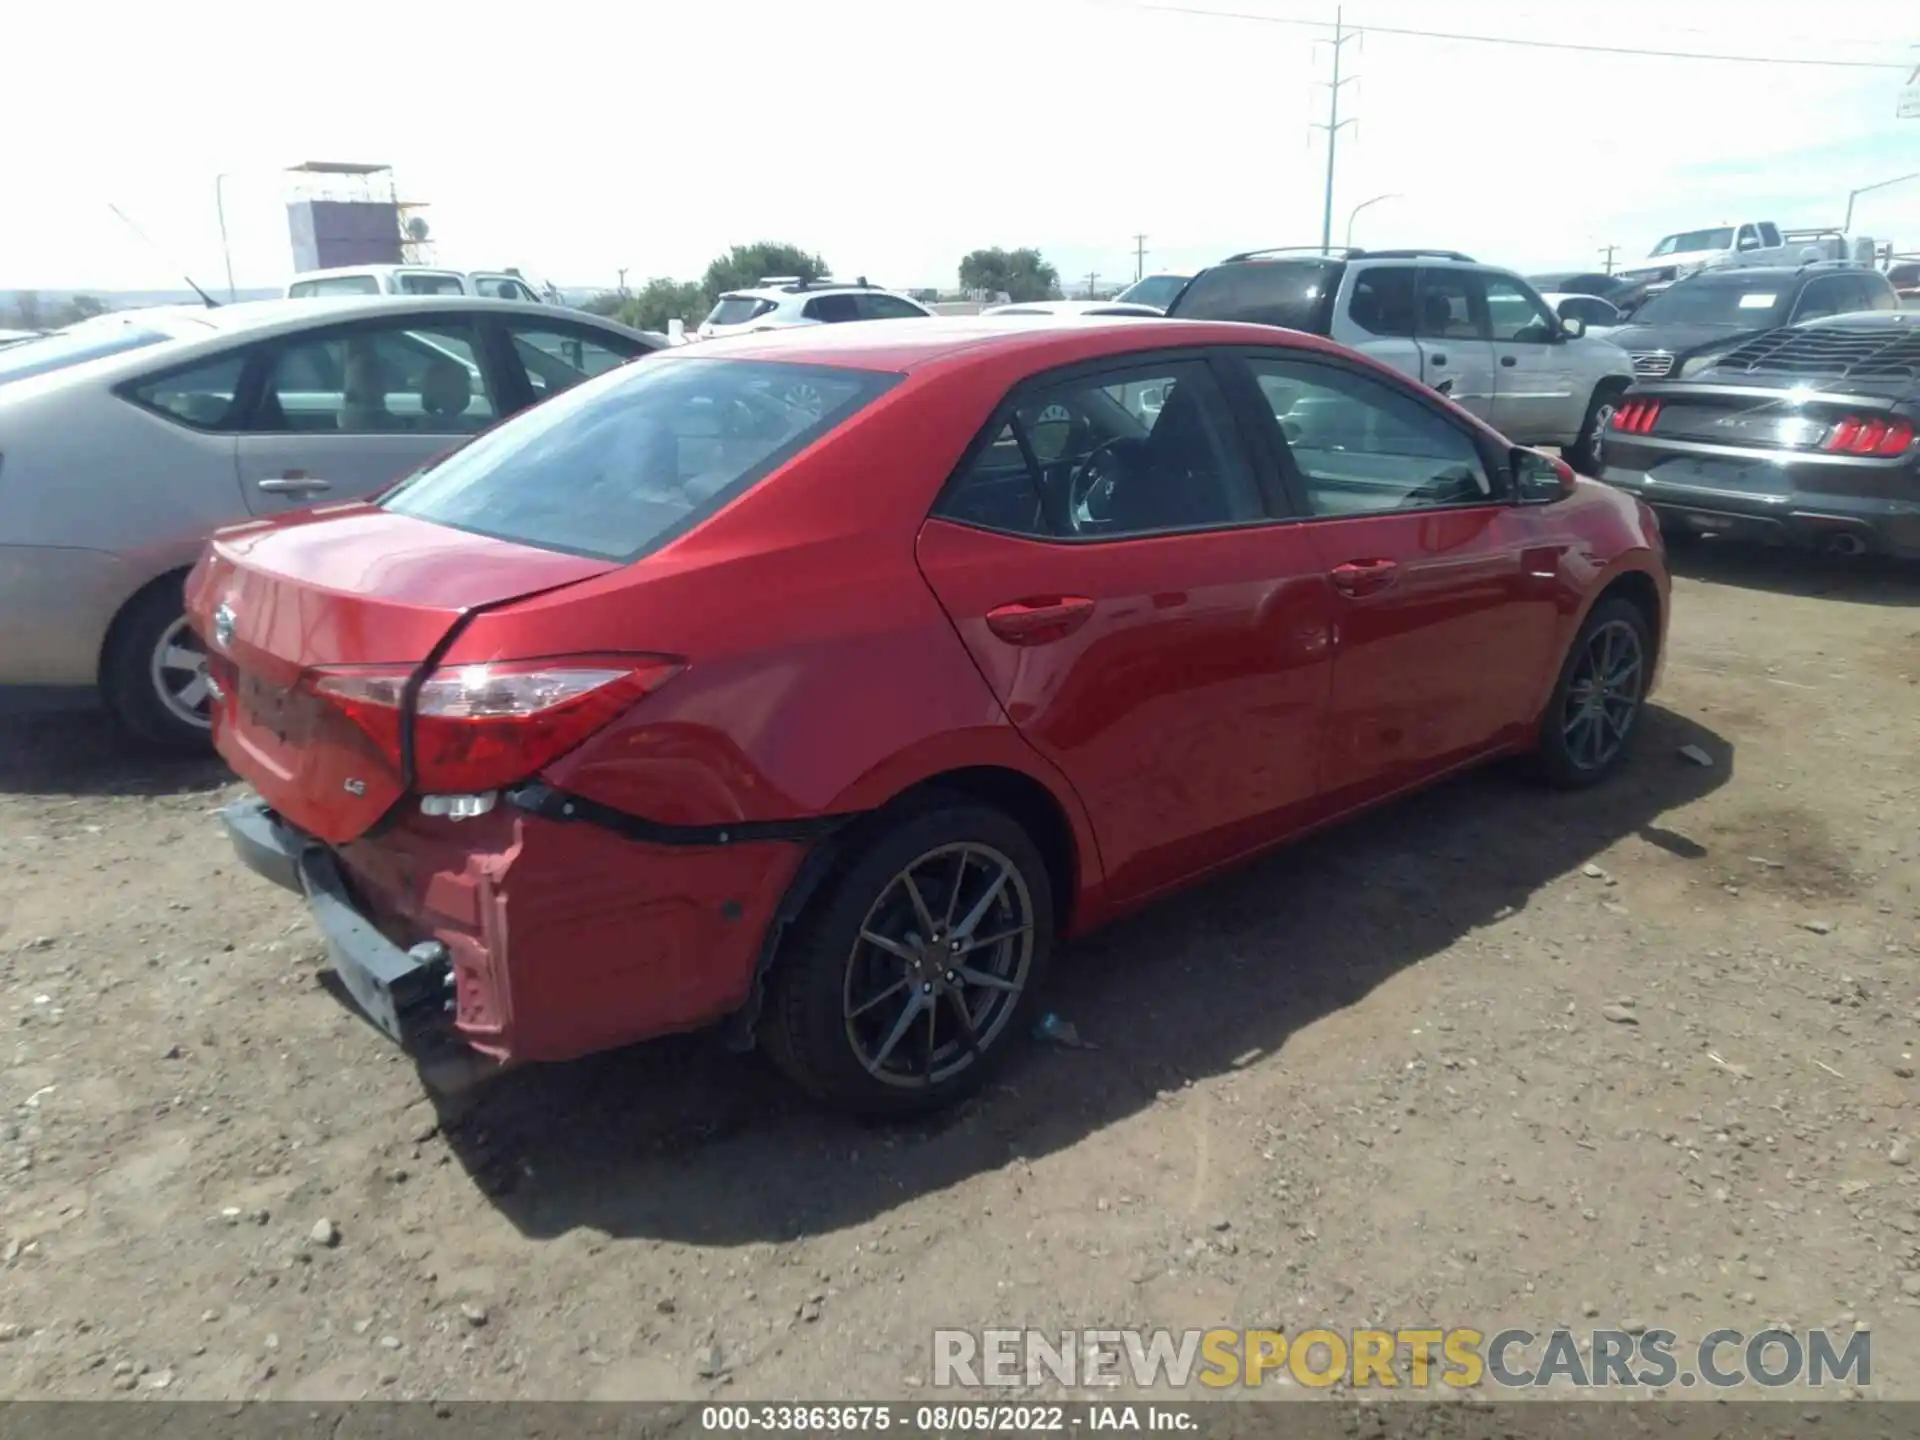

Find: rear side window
[126,353,248,429]
[803,294,862,323]
[384,359,898,561]
[707,296,776,326]
[290,276,381,297]
[1346,267,1416,337]
[1166,260,1340,334]
[399,273,467,296]
[1758,223,1783,248]
[856,293,926,320]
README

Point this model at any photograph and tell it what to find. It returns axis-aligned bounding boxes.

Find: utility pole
[616,267,628,294]
[1086,269,1101,298]
[1132,234,1148,282]
[1598,244,1618,276]
[1312,6,1360,256]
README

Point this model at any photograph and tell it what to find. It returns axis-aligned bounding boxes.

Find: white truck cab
[285,266,549,303]
[1620,223,1876,294]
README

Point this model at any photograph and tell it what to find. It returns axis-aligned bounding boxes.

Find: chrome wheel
[843,842,1035,1089]
[1585,402,1614,469]
[1561,618,1643,771]
[149,615,212,731]
[783,381,826,419]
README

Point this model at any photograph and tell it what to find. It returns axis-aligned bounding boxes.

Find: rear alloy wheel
[762,800,1053,1115]
[1533,597,1651,788]
[1566,384,1624,474]
[101,577,214,753]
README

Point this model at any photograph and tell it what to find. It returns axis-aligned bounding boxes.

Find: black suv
[1607,263,1898,382]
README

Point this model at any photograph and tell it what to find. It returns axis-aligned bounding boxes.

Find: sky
[3,0,1917,295]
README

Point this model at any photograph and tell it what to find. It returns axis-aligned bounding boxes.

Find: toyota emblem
[213,602,236,651]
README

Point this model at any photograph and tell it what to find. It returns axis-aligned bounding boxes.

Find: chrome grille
[1630,351,1674,378]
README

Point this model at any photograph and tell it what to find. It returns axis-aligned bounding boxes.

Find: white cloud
[1,0,1914,293]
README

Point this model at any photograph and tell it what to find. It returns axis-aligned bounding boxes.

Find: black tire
[1657,515,1703,547]
[1565,382,1626,475]
[1532,596,1652,789]
[760,797,1054,1117]
[99,575,214,753]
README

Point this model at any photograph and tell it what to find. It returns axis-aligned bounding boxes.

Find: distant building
[284,162,410,272]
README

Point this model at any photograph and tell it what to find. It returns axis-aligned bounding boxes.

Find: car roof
[292,264,465,279]
[671,314,1347,373]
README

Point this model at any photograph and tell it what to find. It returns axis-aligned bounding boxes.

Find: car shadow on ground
[1666,539,1920,607]
[432,704,1731,1244]
[0,704,230,800]
[0,706,231,806]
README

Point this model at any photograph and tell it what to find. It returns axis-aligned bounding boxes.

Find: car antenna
[106,202,221,308]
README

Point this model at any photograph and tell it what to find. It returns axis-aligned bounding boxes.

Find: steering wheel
[1066,439,1134,534]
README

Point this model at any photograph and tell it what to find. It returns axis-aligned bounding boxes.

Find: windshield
[0,326,175,385]
[1651,228,1735,257]
[1630,279,1788,328]
[1113,275,1189,309]
[384,358,898,562]
[1166,260,1339,332]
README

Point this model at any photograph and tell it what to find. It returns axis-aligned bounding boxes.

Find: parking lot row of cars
[0,227,1909,1114]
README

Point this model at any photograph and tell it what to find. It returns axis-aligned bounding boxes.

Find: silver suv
[1165,248,1635,470]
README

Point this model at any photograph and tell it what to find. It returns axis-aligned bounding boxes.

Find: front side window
[507,323,646,400]
[385,359,897,561]
[262,321,496,434]
[935,361,1264,540]
[1790,278,1848,324]
[1482,275,1560,343]
[1415,271,1487,340]
[1249,357,1495,516]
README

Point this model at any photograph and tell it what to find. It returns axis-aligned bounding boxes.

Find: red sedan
[189,317,1669,1114]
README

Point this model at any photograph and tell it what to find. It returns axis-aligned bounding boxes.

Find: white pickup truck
[1619,223,1877,293]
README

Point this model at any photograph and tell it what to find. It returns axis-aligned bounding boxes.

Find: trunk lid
[188,503,617,843]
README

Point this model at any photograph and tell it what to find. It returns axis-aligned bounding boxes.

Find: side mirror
[1512,447,1577,504]
[1560,315,1586,339]
[1737,235,1761,252]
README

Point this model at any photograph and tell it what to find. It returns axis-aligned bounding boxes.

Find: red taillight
[1824,414,1914,456]
[311,655,682,794]
[1611,399,1662,435]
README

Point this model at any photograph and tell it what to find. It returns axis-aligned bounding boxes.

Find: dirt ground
[0,542,1916,1405]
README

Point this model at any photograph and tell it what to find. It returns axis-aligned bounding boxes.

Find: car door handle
[984,596,1095,645]
[256,471,332,495]
[1500,355,1518,368]
[1428,353,1448,367]
[1329,559,1400,597]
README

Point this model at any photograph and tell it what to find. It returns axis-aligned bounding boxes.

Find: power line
[1103,0,1913,69]
[1311,6,1360,255]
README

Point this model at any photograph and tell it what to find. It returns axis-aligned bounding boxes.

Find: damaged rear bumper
[223,798,452,1048]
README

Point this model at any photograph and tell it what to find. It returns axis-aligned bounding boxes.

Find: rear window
[1165,260,1340,334]
[383,358,898,562]
[0,327,173,385]
[707,296,777,327]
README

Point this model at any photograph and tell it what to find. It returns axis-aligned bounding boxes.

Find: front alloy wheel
[1534,596,1651,788]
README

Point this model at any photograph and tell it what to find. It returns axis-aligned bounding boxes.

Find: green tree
[957,248,1060,303]
[578,290,627,318]
[620,278,708,333]
[701,242,829,304]
[57,295,107,326]
[9,291,42,330]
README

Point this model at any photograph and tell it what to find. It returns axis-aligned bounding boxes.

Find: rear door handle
[1500,355,1518,368]
[1329,559,1400,597]
[984,596,1095,645]
[256,471,332,495]
[1428,352,1448,368]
